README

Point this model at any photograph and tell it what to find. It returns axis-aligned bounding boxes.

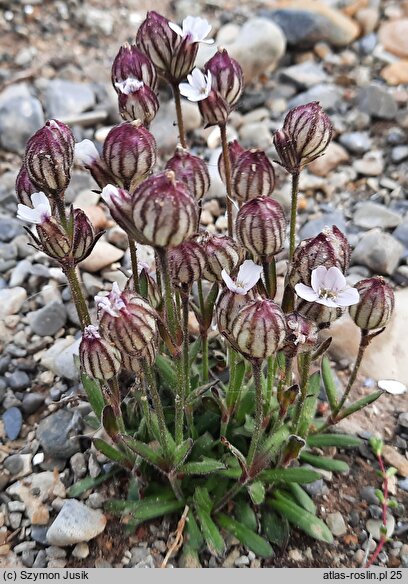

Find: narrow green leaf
[189,337,202,365]
[155,354,178,389]
[338,390,383,420]
[226,359,246,409]
[180,459,226,476]
[259,467,321,484]
[83,414,100,430]
[102,405,120,441]
[194,488,225,557]
[248,481,265,505]
[185,510,204,551]
[256,425,290,469]
[286,483,316,514]
[93,438,133,466]
[194,487,213,514]
[81,372,105,419]
[215,514,273,558]
[106,496,184,525]
[300,451,349,473]
[297,371,321,437]
[268,495,333,544]
[173,438,193,470]
[121,435,165,470]
[307,434,362,449]
[234,500,257,532]
[321,357,338,412]
[261,509,290,549]
[67,469,117,498]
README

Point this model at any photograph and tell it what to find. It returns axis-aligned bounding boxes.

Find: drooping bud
[132,171,198,248]
[168,239,206,288]
[36,217,72,261]
[289,226,351,288]
[101,184,145,242]
[349,277,395,331]
[165,146,210,201]
[103,121,157,191]
[74,140,115,190]
[72,208,103,264]
[25,120,75,194]
[15,165,37,207]
[230,298,286,360]
[274,102,332,174]
[232,149,275,202]
[282,312,319,358]
[218,140,245,184]
[236,197,286,260]
[199,233,242,282]
[204,49,243,107]
[216,286,257,335]
[96,283,158,355]
[116,78,159,126]
[112,43,158,91]
[297,299,343,328]
[80,325,121,381]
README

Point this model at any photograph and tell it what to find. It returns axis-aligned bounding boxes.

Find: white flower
[115,77,144,95]
[83,324,101,339]
[179,68,212,102]
[17,192,51,225]
[168,16,214,44]
[221,260,262,295]
[95,282,125,317]
[101,184,119,206]
[295,266,360,308]
[74,139,99,167]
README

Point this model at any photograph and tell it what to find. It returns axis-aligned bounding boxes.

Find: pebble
[45,80,96,118]
[2,407,23,440]
[358,85,398,120]
[0,287,27,318]
[72,542,90,559]
[299,212,346,240]
[28,301,67,337]
[33,549,47,568]
[351,231,403,275]
[0,84,44,153]
[41,337,81,380]
[353,151,384,176]
[309,142,349,176]
[37,409,82,459]
[339,132,372,155]
[46,500,106,546]
[393,222,408,248]
[22,392,45,415]
[79,240,124,273]
[280,61,328,89]
[326,512,347,537]
[288,84,342,111]
[381,61,408,86]
[4,454,31,478]
[353,203,401,230]
[30,526,49,546]
[367,516,395,541]
[381,445,408,477]
[391,146,408,164]
[7,370,30,390]
[379,20,408,59]
[70,452,87,479]
[360,486,380,505]
[235,555,250,567]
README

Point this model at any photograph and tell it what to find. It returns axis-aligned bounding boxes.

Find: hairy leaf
[307,434,362,449]
[300,451,349,473]
[259,467,321,484]
[215,514,273,558]
[81,372,105,419]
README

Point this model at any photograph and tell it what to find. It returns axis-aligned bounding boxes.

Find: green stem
[197,280,209,383]
[263,258,277,299]
[181,290,190,401]
[168,473,184,502]
[63,263,91,329]
[289,172,300,261]
[55,195,68,232]
[172,83,187,149]
[143,362,170,457]
[293,351,312,432]
[128,237,139,293]
[214,482,243,513]
[333,330,367,418]
[266,356,275,411]
[157,248,178,339]
[219,123,234,238]
[108,377,125,433]
[247,361,264,469]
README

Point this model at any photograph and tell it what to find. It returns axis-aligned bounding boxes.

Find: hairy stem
[197,280,209,383]
[172,83,187,149]
[219,123,234,238]
[63,263,91,329]
[333,330,368,417]
[181,290,190,402]
[263,258,277,299]
[108,376,125,433]
[292,351,312,433]
[157,248,178,339]
[214,482,243,513]
[128,237,139,293]
[247,361,264,469]
[143,362,170,457]
[55,195,68,232]
[289,172,300,261]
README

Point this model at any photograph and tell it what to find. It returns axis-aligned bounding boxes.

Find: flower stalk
[172,83,187,148]
[128,236,139,293]
[246,360,264,469]
[219,123,234,238]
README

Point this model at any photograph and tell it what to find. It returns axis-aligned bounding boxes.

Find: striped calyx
[112,43,158,91]
[218,139,245,184]
[236,196,286,259]
[72,208,103,264]
[289,226,351,288]
[35,217,72,261]
[216,286,257,335]
[117,81,159,126]
[198,89,230,128]
[15,165,37,207]
[297,298,343,328]
[132,170,198,248]
[204,49,243,108]
[79,325,121,381]
[230,298,286,360]
[121,340,157,374]
[96,285,158,355]
[103,121,157,191]
[282,312,318,358]
[274,102,332,174]
[199,233,242,282]
[101,185,145,242]
[25,120,75,194]
[349,277,395,331]
[165,146,210,201]
[232,149,275,202]
[127,267,161,309]
[169,239,206,287]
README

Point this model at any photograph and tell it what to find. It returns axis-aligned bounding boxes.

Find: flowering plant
[16,11,395,563]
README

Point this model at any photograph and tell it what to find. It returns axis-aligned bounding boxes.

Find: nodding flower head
[116,78,159,125]
[218,139,245,184]
[111,43,157,91]
[297,298,343,329]
[17,192,52,225]
[101,184,144,242]
[179,68,230,127]
[79,324,121,381]
[179,68,212,102]
[200,233,243,282]
[165,146,210,201]
[204,48,243,107]
[349,276,395,331]
[169,239,206,288]
[95,282,126,318]
[221,260,262,296]
[72,208,103,264]
[295,266,359,309]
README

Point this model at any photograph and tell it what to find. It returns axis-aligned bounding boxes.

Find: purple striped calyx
[218,139,245,184]
[199,233,243,282]
[165,146,210,201]
[282,312,319,358]
[349,277,395,331]
[80,325,121,381]
[116,78,159,126]
[169,239,206,288]
[112,43,158,91]
[232,149,275,202]
[15,165,38,207]
[204,48,243,108]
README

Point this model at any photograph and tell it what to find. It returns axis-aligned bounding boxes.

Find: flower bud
[121,340,157,373]
[204,49,243,107]
[116,79,159,125]
[216,287,257,335]
[103,121,157,190]
[236,197,286,260]
[289,226,351,288]
[230,298,286,360]
[165,146,210,201]
[80,325,121,381]
[132,170,198,248]
[282,312,319,358]
[112,43,158,91]
[297,299,343,328]
[198,90,229,128]
[101,184,145,242]
[232,149,275,202]
[25,120,75,194]
[169,239,206,288]
[74,140,115,190]
[199,233,242,282]
[218,139,245,184]
[274,102,332,174]
[349,277,395,331]
[72,208,102,264]
[36,217,72,260]
[15,165,37,206]
[96,284,158,355]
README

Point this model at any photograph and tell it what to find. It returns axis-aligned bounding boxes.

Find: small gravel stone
[367,516,395,541]
[30,526,49,546]
[37,409,82,459]
[22,551,36,568]
[72,542,89,559]
[70,452,87,479]
[360,486,380,505]
[353,202,401,230]
[0,287,27,318]
[29,301,67,337]
[7,370,30,391]
[351,231,403,275]
[339,132,372,154]
[358,85,398,120]
[2,407,23,440]
[22,392,45,415]
[46,546,66,559]
[326,512,347,536]
[235,555,250,567]
[133,554,155,569]
[391,146,408,163]
[130,546,151,566]
[9,512,22,529]
[87,492,105,509]
[46,500,106,546]
[32,549,47,568]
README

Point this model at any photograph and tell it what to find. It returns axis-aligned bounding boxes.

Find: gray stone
[366,516,395,541]
[29,301,67,336]
[353,151,384,176]
[40,337,81,380]
[360,486,380,505]
[22,392,45,415]
[288,84,342,111]
[2,406,23,440]
[130,546,151,566]
[0,287,27,318]
[393,222,408,248]
[398,412,408,429]
[299,212,346,240]
[7,370,30,390]
[4,454,31,478]
[30,526,49,545]
[0,216,21,242]
[280,61,328,89]
[46,500,106,546]
[398,478,408,492]
[76,6,114,35]
[87,492,105,509]
[358,85,398,120]
[70,452,87,479]
[353,202,402,230]
[21,551,36,568]
[339,132,372,155]
[303,479,327,497]
[391,146,408,163]
[45,80,95,119]
[0,84,44,153]
[37,409,82,459]
[9,512,22,529]
[351,231,404,275]
[72,542,89,559]
[9,260,33,287]
[133,554,155,569]
[32,549,47,568]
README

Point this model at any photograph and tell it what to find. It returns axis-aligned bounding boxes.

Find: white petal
[168,21,183,37]
[315,296,339,308]
[205,70,213,94]
[101,184,119,206]
[335,287,360,307]
[115,77,144,94]
[31,191,49,208]
[295,283,319,303]
[190,67,206,88]
[237,260,262,291]
[17,204,39,223]
[75,139,99,166]
[111,281,122,297]
[311,266,327,294]
[84,324,101,339]
[323,266,347,292]
[221,268,236,291]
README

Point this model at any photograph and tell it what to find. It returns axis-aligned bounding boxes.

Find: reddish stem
[365,453,389,568]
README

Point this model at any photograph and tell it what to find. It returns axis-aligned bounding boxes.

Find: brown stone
[79,240,124,273]
[381,61,408,85]
[80,205,108,231]
[379,19,408,58]
[381,445,408,477]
